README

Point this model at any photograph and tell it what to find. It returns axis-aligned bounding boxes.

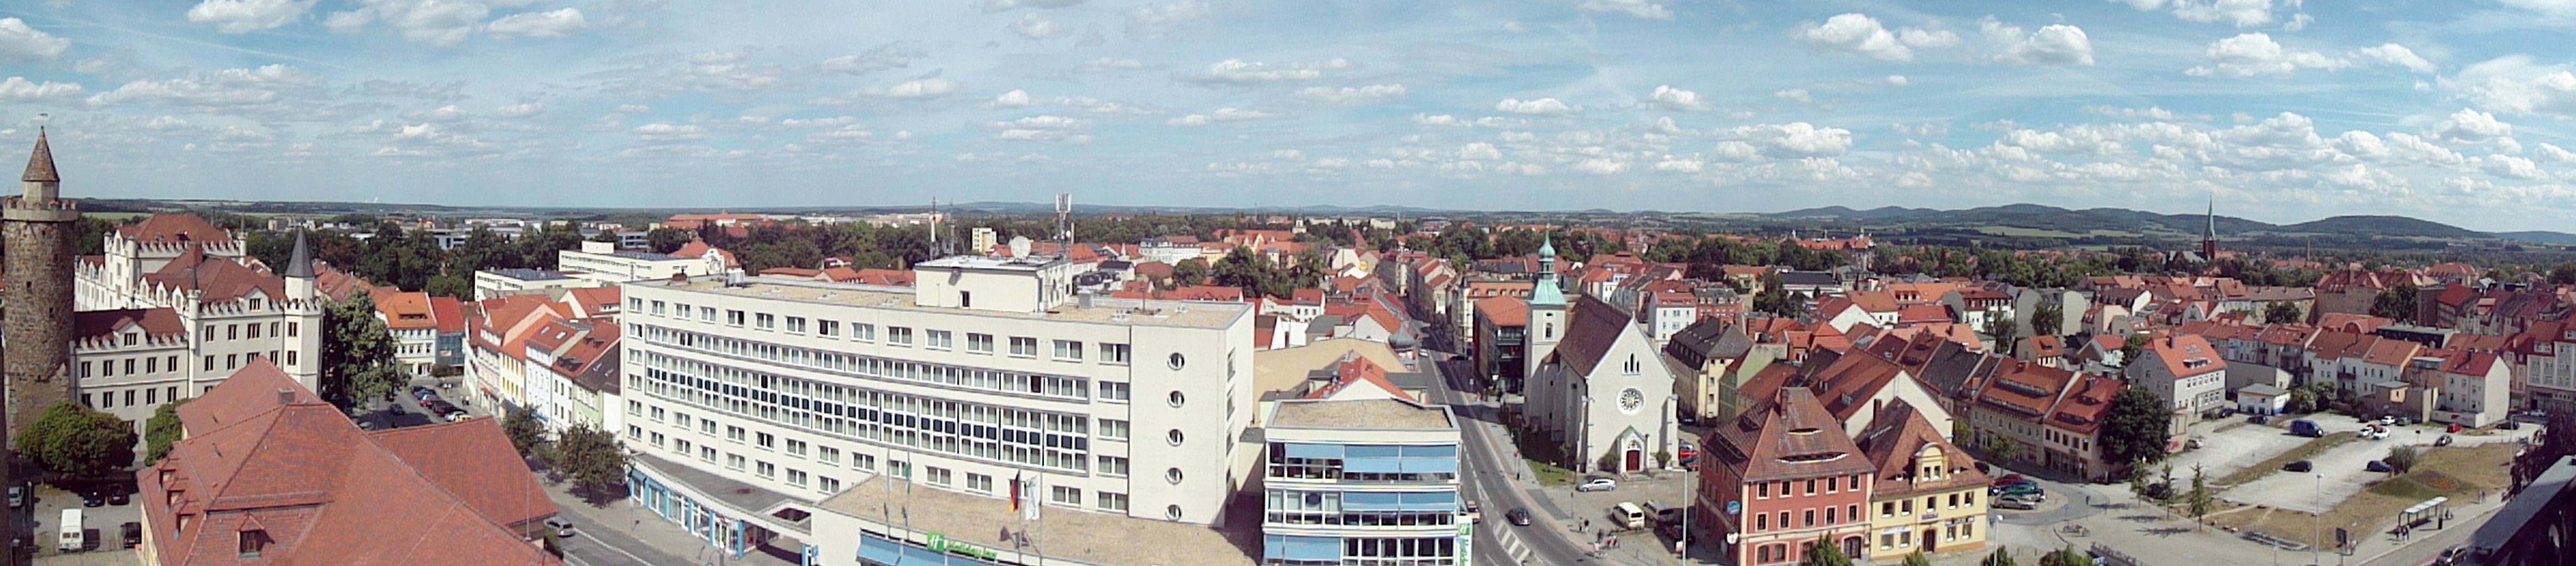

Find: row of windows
[634,324,1097,402]
[638,409,1135,515]
[199,321,294,342]
[638,300,1134,365]
[81,355,180,379]
[83,385,183,411]
[1748,504,1864,533]
[1751,474,1870,499]
[1876,491,1978,518]
[633,359,1096,473]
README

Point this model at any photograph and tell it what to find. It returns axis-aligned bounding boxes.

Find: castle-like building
[6,129,79,449]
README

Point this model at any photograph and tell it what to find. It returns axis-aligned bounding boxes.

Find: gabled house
[1523,296,1682,473]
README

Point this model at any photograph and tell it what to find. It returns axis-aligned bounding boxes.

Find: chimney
[1077,290,1093,309]
[276,387,296,405]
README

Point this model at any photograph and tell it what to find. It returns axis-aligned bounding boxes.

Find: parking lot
[27,482,143,558]
[2218,415,2535,513]
[2159,415,2319,481]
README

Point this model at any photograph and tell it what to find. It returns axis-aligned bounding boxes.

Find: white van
[58,508,83,552]
[1611,502,1647,531]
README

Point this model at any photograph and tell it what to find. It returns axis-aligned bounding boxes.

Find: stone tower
[4,128,79,450]
[1523,235,1566,394]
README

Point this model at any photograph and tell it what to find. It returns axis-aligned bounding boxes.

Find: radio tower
[1055,193,1073,242]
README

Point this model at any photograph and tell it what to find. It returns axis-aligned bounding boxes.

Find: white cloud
[1793,14,1913,62]
[986,89,1034,108]
[0,18,70,63]
[325,0,511,46]
[1166,107,1275,125]
[2172,0,2298,27]
[1727,122,1853,157]
[1296,84,1407,104]
[1008,13,1069,39]
[994,115,1087,129]
[1124,0,1209,39]
[486,8,586,38]
[616,104,649,113]
[0,77,84,104]
[1080,57,1148,72]
[2499,0,2576,14]
[2538,143,2576,165]
[632,122,705,143]
[186,0,317,34]
[86,64,317,108]
[2432,107,2518,154]
[1184,58,1351,85]
[1574,158,1628,175]
[819,42,928,74]
[1774,89,1812,104]
[2185,32,2347,78]
[1458,142,1502,160]
[865,77,958,100]
[978,0,1086,12]
[1885,75,1910,86]
[2357,43,2435,73]
[1575,0,1673,20]
[1981,19,2095,66]
[493,102,544,117]
[1494,97,1577,116]
[1644,85,1708,111]
[2441,55,2576,117]
[2481,155,2547,180]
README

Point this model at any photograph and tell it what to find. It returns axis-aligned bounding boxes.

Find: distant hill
[2494,231,2576,244]
[1754,204,2515,244]
[2268,215,2483,239]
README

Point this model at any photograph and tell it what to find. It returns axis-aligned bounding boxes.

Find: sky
[7,1,2576,231]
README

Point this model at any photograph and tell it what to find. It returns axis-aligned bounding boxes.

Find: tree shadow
[573,481,631,508]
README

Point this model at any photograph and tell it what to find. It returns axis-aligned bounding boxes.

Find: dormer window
[239,529,270,558]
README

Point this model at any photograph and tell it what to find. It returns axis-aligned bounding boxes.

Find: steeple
[2205,197,2216,241]
[285,229,315,278]
[1530,234,1564,307]
[21,126,59,203]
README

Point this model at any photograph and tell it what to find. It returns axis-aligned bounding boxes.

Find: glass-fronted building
[1260,398,1467,565]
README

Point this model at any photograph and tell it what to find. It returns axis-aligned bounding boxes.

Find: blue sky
[7,1,2576,230]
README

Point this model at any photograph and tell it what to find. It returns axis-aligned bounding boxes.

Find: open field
[2203,441,2515,548]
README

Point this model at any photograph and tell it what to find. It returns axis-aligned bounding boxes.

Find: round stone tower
[4,128,79,450]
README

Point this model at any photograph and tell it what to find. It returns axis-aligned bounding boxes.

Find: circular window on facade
[1167,429,1185,445]
[1618,387,1646,415]
[1167,390,1186,408]
[1165,505,1184,520]
[1166,467,1185,484]
[1167,352,1187,370]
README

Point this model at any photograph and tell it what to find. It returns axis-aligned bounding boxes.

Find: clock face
[1618,388,1645,414]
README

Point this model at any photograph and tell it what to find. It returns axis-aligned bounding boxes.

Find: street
[1415,343,1625,565]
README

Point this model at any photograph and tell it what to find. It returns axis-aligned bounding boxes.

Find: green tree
[503,410,547,460]
[2385,445,2419,474]
[589,229,621,243]
[2552,263,2576,286]
[2031,303,2064,336]
[24,401,138,477]
[1985,316,2020,355]
[1171,258,1211,286]
[2515,409,2576,490]
[1211,247,1291,298]
[2188,464,2214,520]
[1800,536,1854,566]
[144,399,190,463]
[1982,548,2020,566]
[2100,386,2174,466]
[2369,282,2419,322]
[646,227,695,254]
[2263,301,2304,324]
[2117,334,2151,367]
[1904,550,1934,566]
[2038,545,2095,566]
[423,274,473,299]
[1989,437,2023,464]
[323,293,401,408]
[557,423,630,502]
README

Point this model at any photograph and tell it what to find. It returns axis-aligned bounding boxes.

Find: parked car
[106,491,127,506]
[1507,507,1533,526]
[2437,434,2454,447]
[6,486,20,509]
[1994,495,2040,510]
[80,491,103,508]
[119,523,139,549]
[2448,423,2465,433]
[2366,460,2393,473]
[545,517,575,538]
[1992,474,2026,485]
[2284,460,2313,472]
[2499,421,2523,430]
[1995,484,2044,498]
[1576,478,1619,492]
[410,387,437,400]
[2437,544,2472,565]
[2186,438,2205,450]
[2381,415,2398,426]
[2291,419,2323,438]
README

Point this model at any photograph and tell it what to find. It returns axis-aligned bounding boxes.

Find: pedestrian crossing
[1489,526,1535,563]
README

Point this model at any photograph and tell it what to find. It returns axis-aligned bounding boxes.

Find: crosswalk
[1489,526,1536,563]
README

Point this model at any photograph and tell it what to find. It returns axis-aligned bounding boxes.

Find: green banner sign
[925,532,1001,560]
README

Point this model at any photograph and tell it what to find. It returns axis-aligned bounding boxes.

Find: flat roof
[1270,399,1454,430]
[486,268,574,280]
[605,251,688,260]
[635,453,808,517]
[917,255,1067,271]
[631,276,1247,330]
[816,474,1258,566]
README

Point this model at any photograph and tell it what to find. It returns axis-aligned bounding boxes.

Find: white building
[1523,296,1681,473]
[2125,333,2228,435]
[1260,398,1466,565]
[68,215,330,426]
[2431,352,2510,428]
[556,241,733,287]
[618,255,1255,558]
[473,268,597,300]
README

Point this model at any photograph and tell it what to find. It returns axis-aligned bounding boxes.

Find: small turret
[20,127,58,202]
[285,230,317,302]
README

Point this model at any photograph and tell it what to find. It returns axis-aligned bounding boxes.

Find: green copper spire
[1531,234,1564,307]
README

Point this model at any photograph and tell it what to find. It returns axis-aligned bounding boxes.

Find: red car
[1992,474,2025,485]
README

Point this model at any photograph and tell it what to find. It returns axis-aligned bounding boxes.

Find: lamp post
[2311,472,2322,566]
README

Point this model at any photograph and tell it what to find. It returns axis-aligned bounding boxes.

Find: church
[1520,238,1683,473]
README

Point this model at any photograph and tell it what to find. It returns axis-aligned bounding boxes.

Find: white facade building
[617,253,1256,561]
[2125,334,2228,436]
[68,215,328,424]
[1260,398,1465,565]
[1523,296,1681,474]
[557,241,733,287]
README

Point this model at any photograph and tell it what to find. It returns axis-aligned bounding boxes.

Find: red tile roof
[373,288,438,330]
[1708,387,1876,483]
[142,244,287,303]
[429,297,466,333]
[1854,399,1989,497]
[367,418,557,529]
[669,238,740,268]
[2148,333,2226,378]
[1475,296,1529,327]
[73,308,187,343]
[117,213,233,244]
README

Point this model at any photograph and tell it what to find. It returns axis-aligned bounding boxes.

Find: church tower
[2201,197,2219,260]
[1523,235,1566,393]
[4,128,80,449]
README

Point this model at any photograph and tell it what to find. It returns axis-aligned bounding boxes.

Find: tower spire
[285,229,315,279]
[20,127,56,184]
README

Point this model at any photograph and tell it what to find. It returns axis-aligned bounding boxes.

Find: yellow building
[1855,400,1990,560]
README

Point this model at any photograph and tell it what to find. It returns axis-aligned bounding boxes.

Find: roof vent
[276,387,295,405]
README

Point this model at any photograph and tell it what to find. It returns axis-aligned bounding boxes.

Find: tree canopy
[25,400,137,477]
[323,293,404,408]
[2100,385,2174,467]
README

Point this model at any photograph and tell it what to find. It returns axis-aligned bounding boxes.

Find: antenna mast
[1055,193,1074,242]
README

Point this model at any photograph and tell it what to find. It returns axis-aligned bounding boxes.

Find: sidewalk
[540,476,796,566]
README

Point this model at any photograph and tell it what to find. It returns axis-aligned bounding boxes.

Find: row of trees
[503,411,631,503]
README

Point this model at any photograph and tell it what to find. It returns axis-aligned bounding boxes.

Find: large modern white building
[557,241,734,287]
[1260,398,1465,566]
[618,255,1256,559]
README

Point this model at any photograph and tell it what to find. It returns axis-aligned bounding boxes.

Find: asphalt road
[1418,348,1611,565]
[551,510,686,566]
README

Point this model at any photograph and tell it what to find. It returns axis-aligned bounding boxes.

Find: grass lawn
[2215,431,2356,488]
[1526,460,1575,487]
[82,212,149,221]
[2206,443,2513,549]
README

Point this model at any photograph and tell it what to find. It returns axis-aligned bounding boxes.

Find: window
[1804,509,1815,527]
[227,354,238,369]
[967,333,995,354]
[1099,382,1131,402]
[701,447,716,463]
[727,426,746,443]
[786,439,808,457]
[926,466,952,486]
[1100,343,1131,364]
[726,310,746,326]
[1759,483,1770,498]
[287,323,297,337]
[926,330,952,350]
[1009,336,1039,356]
[853,323,876,342]
[247,324,261,339]
[700,307,716,321]
[1165,467,1185,484]
[1756,513,1768,531]
[756,461,776,478]
[286,351,296,367]
[727,453,746,471]
[238,529,270,558]
[626,425,642,439]
[1168,390,1187,407]
[676,439,692,454]
[786,317,807,333]
[1100,419,1130,440]
[755,432,775,449]
[888,461,910,479]
[227,325,238,340]
[854,453,876,471]
[967,473,993,494]
[1050,485,1081,507]
[204,355,215,371]
[755,313,776,329]
[819,447,840,465]
[819,320,840,336]
[652,300,667,315]
[1099,455,1129,476]
[787,469,808,487]
[650,432,665,448]
[820,476,841,494]
[1098,492,1129,513]
[1054,340,1083,361]
[651,406,666,422]
[888,326,914,346]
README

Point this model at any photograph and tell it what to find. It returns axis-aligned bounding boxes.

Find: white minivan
[1611,502,1648,531]
[58,508,83,552]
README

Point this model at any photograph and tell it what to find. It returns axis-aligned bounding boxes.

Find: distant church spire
[285,229,315,279]
[2201,194,2219,260]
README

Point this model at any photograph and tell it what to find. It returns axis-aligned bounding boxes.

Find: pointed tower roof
[285,230,315,278]
[22,127,57,182]
[2205,197,2217,240]
[1531,234,1565,307]
[1537,234,1557,258]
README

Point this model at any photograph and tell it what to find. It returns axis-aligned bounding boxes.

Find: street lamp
[2311,472,2322,566]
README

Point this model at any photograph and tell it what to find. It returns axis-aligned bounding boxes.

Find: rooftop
[488,268,575,281]
[1269,398,1454,429]
[634,275,1247,329]
[815,475,1258,566]
[917,255,1069,271]
[604,251,689,260]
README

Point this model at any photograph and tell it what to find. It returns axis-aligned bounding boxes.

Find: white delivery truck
[58,508,83,552]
